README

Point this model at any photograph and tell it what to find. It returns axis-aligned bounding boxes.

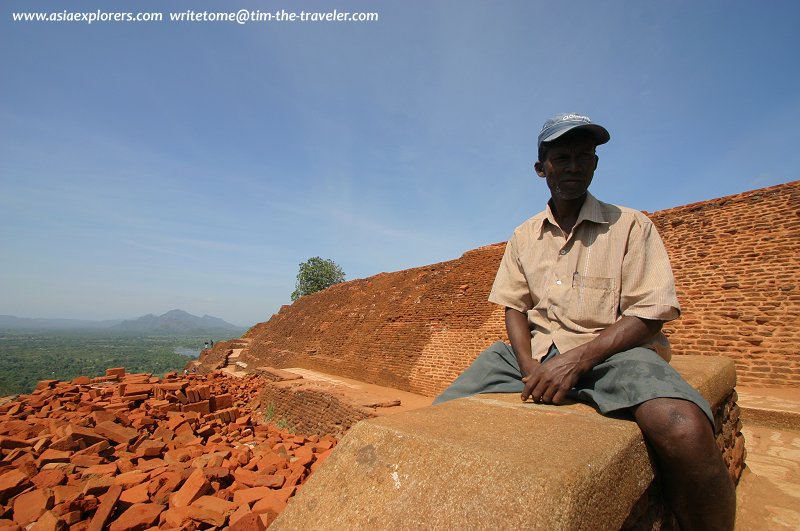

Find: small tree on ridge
[291,257,346,302]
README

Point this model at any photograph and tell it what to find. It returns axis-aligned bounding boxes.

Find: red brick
[0,437,29,450]
[170,468,209,508]
[232,486,269,507]
[134,440,164,458]
[107,503,163,531]
[0,470,31,504]
[250,489,288,518]
[28,510,65,531]
[119,482,150,505]
[210,394,234,411]
[31,469,66,489]
[13,488,54,526]
[64,426,106,447]
[86,484,121,531]
[93,421,137,445]
[229,511,267,531]
[38,449,72,466]
[105,368,125,378]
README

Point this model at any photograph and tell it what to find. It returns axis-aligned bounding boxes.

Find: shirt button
[556,280,562,285]
[560,249,567,255]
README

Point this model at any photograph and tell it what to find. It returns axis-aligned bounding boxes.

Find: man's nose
[565,156,580,171]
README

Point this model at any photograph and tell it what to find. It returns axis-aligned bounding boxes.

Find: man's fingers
[521,375,537,401]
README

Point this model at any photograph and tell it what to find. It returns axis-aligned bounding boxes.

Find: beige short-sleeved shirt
[489,192,680,362]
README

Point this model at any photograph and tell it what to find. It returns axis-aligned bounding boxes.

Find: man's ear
[534,161,546,178]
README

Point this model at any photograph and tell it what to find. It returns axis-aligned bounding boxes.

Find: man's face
[535,135,598,201]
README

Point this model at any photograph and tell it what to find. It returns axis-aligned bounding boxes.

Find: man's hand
[521,348,586,405]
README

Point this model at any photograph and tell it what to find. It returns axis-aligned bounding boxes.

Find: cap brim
[541,123,610,146]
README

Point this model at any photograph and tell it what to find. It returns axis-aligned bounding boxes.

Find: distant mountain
[0,310,245,335]
[110,309,245,335]
[0,315,124,330]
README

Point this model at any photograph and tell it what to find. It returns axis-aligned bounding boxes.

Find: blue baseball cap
[537,113,610,149]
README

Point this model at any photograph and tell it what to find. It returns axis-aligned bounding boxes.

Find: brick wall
[649,181,799,387]
[238,181,799,393]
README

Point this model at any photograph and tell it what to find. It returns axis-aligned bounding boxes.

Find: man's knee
[633,398,714,458]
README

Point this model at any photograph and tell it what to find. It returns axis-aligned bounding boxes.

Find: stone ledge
[273,355,742,530]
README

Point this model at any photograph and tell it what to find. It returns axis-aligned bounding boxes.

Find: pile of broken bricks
[0,368,337,530]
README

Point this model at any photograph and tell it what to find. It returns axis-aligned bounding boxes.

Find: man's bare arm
[505,307,538,379]
[521,315,663,404]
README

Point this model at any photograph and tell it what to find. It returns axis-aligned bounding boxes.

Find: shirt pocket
[570,273,617,330]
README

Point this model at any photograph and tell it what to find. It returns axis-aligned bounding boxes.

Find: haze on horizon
[1,0,798,328]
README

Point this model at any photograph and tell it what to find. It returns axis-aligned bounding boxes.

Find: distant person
[434,113,735,530]
[210,340,214,348]
[204,341,209,350]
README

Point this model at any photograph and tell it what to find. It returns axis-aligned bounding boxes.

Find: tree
[291,257,346,301]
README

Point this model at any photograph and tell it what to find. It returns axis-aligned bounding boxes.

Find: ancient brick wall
[240,244,508,397]
[650,181,799,387]
[237,181,799,393]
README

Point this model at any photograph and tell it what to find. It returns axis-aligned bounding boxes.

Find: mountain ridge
[0,310,245,334]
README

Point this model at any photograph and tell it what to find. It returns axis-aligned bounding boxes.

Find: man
[433,113,735,530]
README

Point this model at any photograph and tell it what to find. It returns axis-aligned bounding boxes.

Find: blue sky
[2,0,798,327]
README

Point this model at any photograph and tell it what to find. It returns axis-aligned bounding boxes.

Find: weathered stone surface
[273,395,658,530]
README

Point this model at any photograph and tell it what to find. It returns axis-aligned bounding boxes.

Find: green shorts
[432,341,714,425]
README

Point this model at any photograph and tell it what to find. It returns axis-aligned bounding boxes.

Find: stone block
[272,395,653,530]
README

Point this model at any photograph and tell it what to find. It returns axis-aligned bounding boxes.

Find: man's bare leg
[632,398,735,531]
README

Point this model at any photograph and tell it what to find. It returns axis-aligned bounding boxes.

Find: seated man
[434,113,735,531]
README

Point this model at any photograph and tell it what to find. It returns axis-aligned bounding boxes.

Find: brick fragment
[28,511,66,531]
[170,468,209,508]
[93,421,137,445]
[0,437,29,450]
[85,484,121,531]
[210,394,234,411]
[65,426,106,447]
[105,368,125,378]
[107,503,162,531]
[232,486,269,507]
[31,469,66,489]
[119,483,150,505]
[13,488,54,526]
[134,440,164,458]
[229,511,267,531]
[38,449,72,466]
[0,470,31,504]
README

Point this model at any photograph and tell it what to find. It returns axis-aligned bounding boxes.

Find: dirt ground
[735,424,800,530]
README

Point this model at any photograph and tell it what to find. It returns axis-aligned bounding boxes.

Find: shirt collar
[538,192,608,235]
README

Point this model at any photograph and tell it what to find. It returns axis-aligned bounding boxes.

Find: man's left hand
[521,348,587,405]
